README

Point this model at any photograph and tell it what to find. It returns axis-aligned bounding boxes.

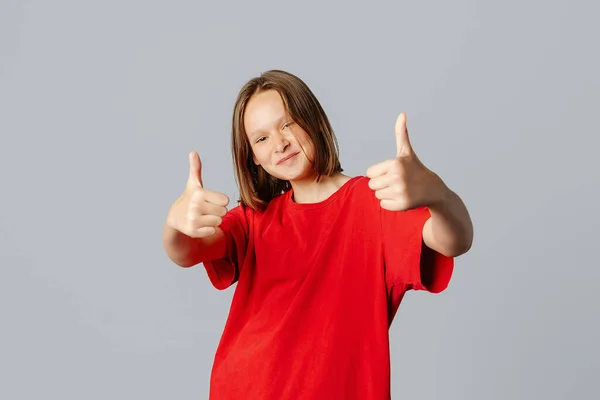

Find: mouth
[277,152,300,165]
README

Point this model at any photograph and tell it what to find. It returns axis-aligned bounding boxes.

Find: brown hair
[231,70,343,211]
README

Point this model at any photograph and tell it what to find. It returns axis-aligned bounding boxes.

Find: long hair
[231,70,343,211]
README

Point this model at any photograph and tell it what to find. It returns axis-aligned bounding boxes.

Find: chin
[265,165,315,182]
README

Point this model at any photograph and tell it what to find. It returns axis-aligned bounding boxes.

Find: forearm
[163,224,195,267]
[424,183,473,257]
[162,223,226,268]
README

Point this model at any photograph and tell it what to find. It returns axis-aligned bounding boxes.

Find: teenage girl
[162,70,473,400]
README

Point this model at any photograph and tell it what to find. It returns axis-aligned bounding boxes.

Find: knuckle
[187,210,198,221]
[195,228,208,238]
[399,198,411,210]
[185,220,197,232]
[191,189,205,203]
[182,226,197,238]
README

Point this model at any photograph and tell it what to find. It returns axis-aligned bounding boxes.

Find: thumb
[187,151,203,188]
[395,112,413,157]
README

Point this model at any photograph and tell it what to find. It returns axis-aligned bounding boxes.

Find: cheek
[252,147,270,165]
[301,138,315,158]
[295,132,314,154]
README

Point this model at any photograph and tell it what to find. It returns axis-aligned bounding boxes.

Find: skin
[163,89,473,268]
[162,152,230,266]
[244,90,353,204]
[366,113,473,257]
[246,90,473,257]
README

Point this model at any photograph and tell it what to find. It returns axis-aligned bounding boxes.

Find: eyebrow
[248,115,288,138]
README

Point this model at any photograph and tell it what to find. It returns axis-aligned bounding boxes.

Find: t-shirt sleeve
[202,204,250,290]
[380,206,454,294]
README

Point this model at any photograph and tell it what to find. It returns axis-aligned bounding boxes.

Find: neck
[289,173,352,204]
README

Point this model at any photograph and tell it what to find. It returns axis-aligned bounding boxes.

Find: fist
[366,113,445,211]
[167,152,230,238]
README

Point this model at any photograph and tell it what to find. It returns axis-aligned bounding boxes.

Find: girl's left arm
[422,182,473,258]
[366,113,473,258]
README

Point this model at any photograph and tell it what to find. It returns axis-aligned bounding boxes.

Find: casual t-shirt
[202,175,454,399]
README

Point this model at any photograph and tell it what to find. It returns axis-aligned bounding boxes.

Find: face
[244,90,316,182]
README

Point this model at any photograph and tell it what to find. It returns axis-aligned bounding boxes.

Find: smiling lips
[277,152,300,165]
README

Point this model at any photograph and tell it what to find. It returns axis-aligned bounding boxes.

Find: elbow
[171,256,201,268]
[164,250,200,268]
[448,235,473,258]
[174,260,195,268]
[437,234,473,258]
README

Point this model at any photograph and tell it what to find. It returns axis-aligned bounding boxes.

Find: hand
[166,152,230,238]
[366,113,447,211]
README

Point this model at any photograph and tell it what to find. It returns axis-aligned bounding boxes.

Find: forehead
[244,90,288,136]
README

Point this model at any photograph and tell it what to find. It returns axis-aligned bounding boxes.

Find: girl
[162,70,473,399]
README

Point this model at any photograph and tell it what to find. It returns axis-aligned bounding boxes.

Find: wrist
[427,173,451,210]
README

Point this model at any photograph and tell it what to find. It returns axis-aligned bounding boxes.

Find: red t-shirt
[202,176,454,399]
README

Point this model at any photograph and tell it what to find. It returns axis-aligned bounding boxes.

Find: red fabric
[202,176,454,399]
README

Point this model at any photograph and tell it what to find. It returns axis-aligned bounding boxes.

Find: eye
[282,121,293,130]
[255,136,266,144]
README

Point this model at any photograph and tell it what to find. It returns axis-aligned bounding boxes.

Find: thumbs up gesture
[366,113,446,211]
[166,152,230,238]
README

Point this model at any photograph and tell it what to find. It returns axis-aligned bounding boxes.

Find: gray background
[1,0,598,399]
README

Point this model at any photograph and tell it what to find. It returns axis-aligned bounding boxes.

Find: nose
[274,132,290,153]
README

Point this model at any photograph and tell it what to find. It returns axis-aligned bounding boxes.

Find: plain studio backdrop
[1,0,598,399]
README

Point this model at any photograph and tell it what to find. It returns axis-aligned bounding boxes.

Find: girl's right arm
[162,152,231,267]
[162,224,227,268]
